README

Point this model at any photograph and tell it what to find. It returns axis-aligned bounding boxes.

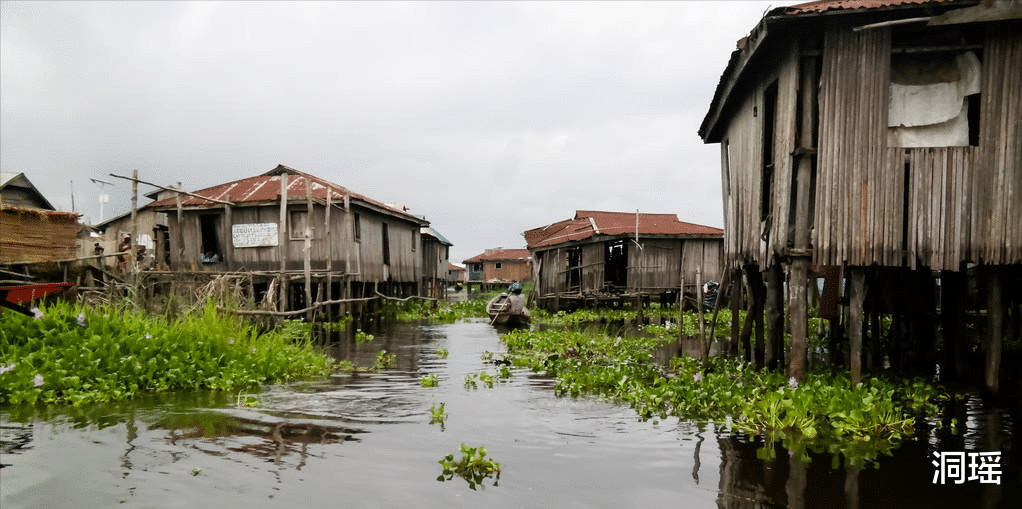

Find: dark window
[353,213,361,241]
[382,223,390,265]
[495,262,502,269]
[604,239,627,290]
[761,80,778,222]
[199,214,222,264]
[566,247,582,291]
[411,228,416,251]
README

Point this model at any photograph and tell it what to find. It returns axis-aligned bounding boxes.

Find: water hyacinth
[31,307,44,320]
[788,376,799,390]
[0,300,334,406]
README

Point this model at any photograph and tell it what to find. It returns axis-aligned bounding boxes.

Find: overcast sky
[1,0,790,264]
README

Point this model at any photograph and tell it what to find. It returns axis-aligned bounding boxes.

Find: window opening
[566,246,582,292]
[353,213,361,241]
[604,239,628,291]
[761,80,778,222]
[382,223,390,265]
[199,214,222,264]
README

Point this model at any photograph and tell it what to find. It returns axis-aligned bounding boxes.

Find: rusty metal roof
[524,210,723,249]
[463,248,531,264]
[773,0,957,15]
[146,164,425,224]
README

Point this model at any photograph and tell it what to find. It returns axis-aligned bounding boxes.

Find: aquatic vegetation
[420,373,439,387]
[464,371,495,390]
[437,443,501,490]
[394,298,489,323]
[355,329,375,343]
[372,350,396,370]
[0,300,333,406]
[500,328,945,467]
[429,401,447,426]
[434,347,449,359]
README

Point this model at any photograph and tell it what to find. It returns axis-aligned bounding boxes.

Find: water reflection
[1,320,1019,508]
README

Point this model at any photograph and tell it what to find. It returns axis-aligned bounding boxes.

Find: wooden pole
[730,267,742,356]
[986,270,1003,394]
[223,194,233,271]
[789,55,817,382]
[130,169,138,275]
[765,263,784,371]
[343,194,352,315]
[326,191,333,322]
[278,172,288,312]
[176,183,184,269]
[849,268,866,386]
[304,177,314,321]
[696,268,706,366]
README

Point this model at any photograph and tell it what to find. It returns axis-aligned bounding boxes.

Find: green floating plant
[429,401,447,427]
[420,373,439,387]
[437,443,500,490]
[434,347,449,359]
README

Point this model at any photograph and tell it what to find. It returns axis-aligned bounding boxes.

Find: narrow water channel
[1,319,1019,508]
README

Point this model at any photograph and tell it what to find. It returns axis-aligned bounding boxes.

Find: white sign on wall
[232,223,278,248]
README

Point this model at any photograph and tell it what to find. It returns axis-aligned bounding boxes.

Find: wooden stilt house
[420,226,453,299]
[524,210,723,309]
[144,164,430,309]
[699,0,1021,389]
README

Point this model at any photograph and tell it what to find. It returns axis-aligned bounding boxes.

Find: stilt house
[420,226,453,299]
[144,164,429,303]
[524,210,723,308]
[699,0,1021,389]
[463,249,531,284]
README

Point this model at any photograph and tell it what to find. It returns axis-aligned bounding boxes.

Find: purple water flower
[0,363,15,375]
[788,377,799,390]
[77,312,88,327]
[33,374,44,387]
[31,307,44,320]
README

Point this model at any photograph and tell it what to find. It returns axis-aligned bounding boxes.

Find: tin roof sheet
[524,210,723,249]
[146,164,424,224]
[463,248,531,264]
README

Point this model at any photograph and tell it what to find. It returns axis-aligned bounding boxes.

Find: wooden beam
[109,172,234,205]
[278,173,288,312]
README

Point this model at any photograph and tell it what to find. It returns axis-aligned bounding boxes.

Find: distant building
[463,248,531,284]
[447,262,467,283]
[524,210,723,307]
[421,226,453,299]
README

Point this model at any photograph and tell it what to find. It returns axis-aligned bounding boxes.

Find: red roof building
[463,248,531,284]
[524,211,723,304]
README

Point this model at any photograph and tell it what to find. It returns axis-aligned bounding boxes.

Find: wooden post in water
[730,267,742,356]
[175,183,184,269]
[326,191,333,323]
[696,268,706,365]
[788,55,817,382]
[849,268,866,386]
[304,176,313,322]
[278,172,288,312]
[986,270,1003,394]
[223,194,233,271]
[765,263,784,371]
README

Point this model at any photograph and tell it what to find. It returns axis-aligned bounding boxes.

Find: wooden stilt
[986,270,1003,394]
[765,263,784,371]
[849,268,866,386]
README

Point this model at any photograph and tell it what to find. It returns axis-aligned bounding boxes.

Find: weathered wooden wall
[532,236,723,295]
[720,45,800,269]
[722,22,1021,272]
[167,200,422,283]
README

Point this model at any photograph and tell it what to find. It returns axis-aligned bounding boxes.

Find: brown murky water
[2,319,1019,508]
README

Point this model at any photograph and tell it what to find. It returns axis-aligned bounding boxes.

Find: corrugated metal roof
[463,248,531,263]
[524,210,723,249]
[774,0,956,15]
[421,226,453,246]
[146,164,424,224]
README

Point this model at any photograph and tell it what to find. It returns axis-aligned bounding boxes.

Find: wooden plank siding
[532,237,723,295]
[166,199,423,283]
